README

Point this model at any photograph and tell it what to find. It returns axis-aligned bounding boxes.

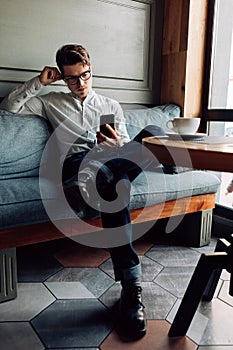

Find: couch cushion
[0,177,85,228]
[0,168,220,229]
[0,110,51,179]
[129,169,220,210]
[124,104,181,139]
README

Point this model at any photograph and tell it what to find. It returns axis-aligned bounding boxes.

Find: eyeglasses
[63,70,91,85]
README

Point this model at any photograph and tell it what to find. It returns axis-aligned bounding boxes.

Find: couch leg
[0,248,17,303]
[198,209,213,247]
[171,209,213,247]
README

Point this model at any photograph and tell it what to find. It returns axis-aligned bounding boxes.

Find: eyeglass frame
[63,70,92,85]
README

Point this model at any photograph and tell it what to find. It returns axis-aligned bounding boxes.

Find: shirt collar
[70,90,95,104]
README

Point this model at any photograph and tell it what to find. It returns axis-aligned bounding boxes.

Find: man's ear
[57,67,63,77]
[59,69,65,82]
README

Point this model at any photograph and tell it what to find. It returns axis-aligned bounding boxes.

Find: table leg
[168,251,227,337]
[202,238,231,301]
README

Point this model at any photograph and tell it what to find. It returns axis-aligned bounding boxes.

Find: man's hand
[96,124,123,147]
[39,66,62,86]
[225,181,233,195]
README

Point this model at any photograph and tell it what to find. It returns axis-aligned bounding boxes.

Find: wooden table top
[143,135,233,173]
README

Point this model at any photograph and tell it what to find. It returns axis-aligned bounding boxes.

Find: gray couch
[0,103,220,230]
[0,103,221,303]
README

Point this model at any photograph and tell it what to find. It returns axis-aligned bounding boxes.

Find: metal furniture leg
[168,251,227,337]
[202,238,231,301]
[0,248,17,303]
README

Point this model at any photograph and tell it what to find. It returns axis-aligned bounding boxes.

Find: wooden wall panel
[160,0,189,111]
[184,0,208,117]
[179,0,189,52]
[160,0,208,118]
[162,0,183,54]
[160,51,186,109]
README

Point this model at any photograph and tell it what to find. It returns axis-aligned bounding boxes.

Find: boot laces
[123,286,145,308]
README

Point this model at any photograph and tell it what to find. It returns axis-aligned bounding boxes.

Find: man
[225,178,233,207]
[1,44,164,340]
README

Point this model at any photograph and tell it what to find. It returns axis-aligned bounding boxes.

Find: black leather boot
[117,285,147,341]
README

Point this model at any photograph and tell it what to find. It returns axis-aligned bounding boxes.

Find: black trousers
[63,125,164,280]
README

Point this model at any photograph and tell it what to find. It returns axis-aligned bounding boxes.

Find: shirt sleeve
[0,76,46,117]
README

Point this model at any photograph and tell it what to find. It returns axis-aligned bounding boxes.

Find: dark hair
[56,44,91,73]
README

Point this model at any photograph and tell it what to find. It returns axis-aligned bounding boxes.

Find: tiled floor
[0,231,233,350]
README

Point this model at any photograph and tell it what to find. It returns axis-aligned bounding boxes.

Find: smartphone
[99,114,115,138]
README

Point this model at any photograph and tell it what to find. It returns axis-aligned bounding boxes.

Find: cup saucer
[166,132,207,141]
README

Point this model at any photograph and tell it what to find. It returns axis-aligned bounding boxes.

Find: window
[203,0,233,210]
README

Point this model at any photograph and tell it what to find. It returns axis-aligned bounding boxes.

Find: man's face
[63,63,92,100]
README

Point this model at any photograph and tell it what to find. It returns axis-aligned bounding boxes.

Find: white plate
[166,132,207,141]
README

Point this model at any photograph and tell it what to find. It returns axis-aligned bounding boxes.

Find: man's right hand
[39,66,62,86]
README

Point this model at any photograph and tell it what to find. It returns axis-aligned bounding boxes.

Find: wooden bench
[0,193,216,302]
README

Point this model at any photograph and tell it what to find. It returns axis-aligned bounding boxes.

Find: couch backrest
[0,103,180,179]
[0,110,51,179]
[124,103,181,139]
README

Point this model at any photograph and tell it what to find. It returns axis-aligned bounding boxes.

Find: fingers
[96,130,122,147]
[96,131,106,143]
[104,124,118,138]
[39,66,62,86]
[96,124,116,143]
[104,125,122,146]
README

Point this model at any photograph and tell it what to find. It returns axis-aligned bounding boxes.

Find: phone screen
[99,114,115,138]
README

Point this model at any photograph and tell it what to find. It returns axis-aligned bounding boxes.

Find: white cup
[166,117,200,134]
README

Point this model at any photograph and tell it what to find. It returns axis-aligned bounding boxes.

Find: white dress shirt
[1,76,130,159]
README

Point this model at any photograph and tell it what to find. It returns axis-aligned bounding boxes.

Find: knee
[143,124,165,136]
[99,175,131,202]
[133,125,165,143]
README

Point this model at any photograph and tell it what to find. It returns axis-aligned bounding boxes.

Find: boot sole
[116,324,147,342]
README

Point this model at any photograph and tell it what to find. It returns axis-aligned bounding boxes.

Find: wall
[160,0,208,117]
[0,0,164,104]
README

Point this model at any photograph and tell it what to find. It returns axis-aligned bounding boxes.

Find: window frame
[201,0,233,132]
[201,0,233,225]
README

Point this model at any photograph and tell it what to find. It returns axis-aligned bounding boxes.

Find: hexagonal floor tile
[31,299,113,348]
[146,245,201,267]
[17,244,63,282]
[99,256,163,282]
[220,269,231,281]
[0,283,55,321]
[198,347,233,350]
[168,298,233,346]
[0,322,44,350]
[133,235,154,255]
[218,280,233,307]
[53,240,110,267]
[46,267,115,298]
[154,266,195,298]
[141,256,164,282]
[141,282,177,319]
[99,258,115,279]
[50,348,98,350]
[100,320,197,350]
[98,281,121,311]
[44,281,95,299]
